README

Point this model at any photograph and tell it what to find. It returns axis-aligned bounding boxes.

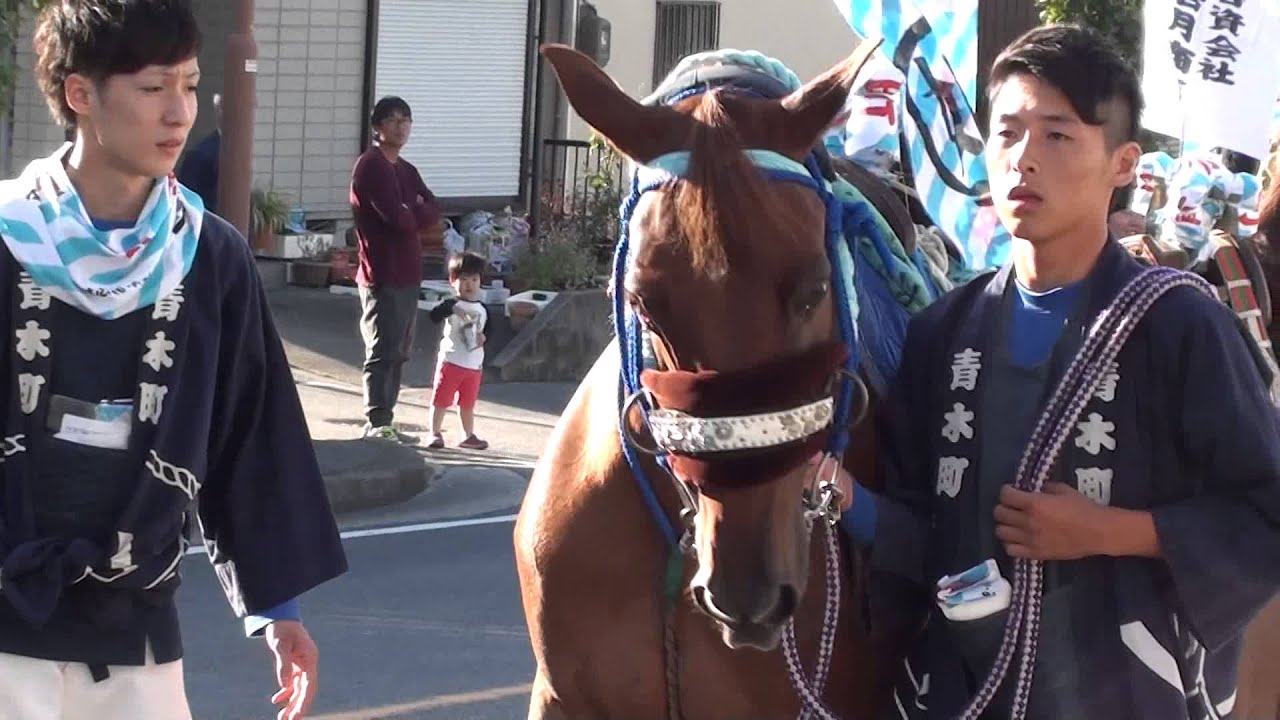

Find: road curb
[315,438,436,514]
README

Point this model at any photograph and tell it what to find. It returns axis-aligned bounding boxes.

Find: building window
[652,2,721,87]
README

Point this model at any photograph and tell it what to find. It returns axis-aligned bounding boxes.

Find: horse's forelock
[663,91,792,279]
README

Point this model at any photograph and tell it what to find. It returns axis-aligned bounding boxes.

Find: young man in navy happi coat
[0,3,347,718]
[845,25,1280,720]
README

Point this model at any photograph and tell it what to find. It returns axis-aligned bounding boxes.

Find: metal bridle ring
[620,389,664,456]
[836,368,872,428]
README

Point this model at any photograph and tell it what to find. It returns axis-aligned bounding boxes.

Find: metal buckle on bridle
[803,453,846,527]
[621,387,702,552]
[620,388,663,455]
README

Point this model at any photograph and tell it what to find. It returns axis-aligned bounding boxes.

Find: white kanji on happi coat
[152,284,184,322]
[17,373,44,415]
[937,456,970,498]
[950,348,982,391]
[1075,468,1114,506]
[937,349,982,499]
[18,272,50,311]
[1095,361,1120,403]
[138,382,168,424]
[1075,412,1117,455]
[142,331,176,372]
[15,320,50,362]
[941,402,975,443]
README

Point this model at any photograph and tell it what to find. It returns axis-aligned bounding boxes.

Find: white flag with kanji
[1142,0,1280,158]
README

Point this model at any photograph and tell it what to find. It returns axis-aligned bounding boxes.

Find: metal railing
[533,139,627,252]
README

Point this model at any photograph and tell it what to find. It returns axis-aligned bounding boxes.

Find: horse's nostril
[693,582,799,627]
[772,584,799,623]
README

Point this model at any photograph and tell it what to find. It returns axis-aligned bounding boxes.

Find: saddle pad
[1119,234,1189,269]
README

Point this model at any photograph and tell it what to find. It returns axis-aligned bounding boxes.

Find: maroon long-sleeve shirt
[349,146,442,288]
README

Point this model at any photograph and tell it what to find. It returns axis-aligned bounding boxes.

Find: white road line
[310,682,534,719]
[297,378,356,394]
[339,514,518,539]
[294,376,560,428]
[185,514,518,555]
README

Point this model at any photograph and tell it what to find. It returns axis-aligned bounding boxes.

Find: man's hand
[266,621,319,720]
[996,483,1163,561]
[476,332,486,347]
[994,483,1113,561]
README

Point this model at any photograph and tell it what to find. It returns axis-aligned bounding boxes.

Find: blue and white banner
[833,0,1010,271]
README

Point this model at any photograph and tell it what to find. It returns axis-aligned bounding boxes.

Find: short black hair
[449,252,486,281]
[989,24,1142,149]
[35,0,202,127]
[371,96,412,127]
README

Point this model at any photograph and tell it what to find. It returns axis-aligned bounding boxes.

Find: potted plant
[250,187,291,254]
[286,234,335,288]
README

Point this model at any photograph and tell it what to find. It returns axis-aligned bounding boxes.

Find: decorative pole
[218,0,257,237]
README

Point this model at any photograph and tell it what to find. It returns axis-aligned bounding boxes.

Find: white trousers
[0,647,191,720]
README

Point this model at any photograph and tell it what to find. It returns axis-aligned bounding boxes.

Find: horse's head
[543,43,878,650]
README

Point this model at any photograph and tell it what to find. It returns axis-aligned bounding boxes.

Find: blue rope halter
[614,147,894,548]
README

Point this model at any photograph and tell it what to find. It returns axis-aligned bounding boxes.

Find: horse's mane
[669,91,801,279]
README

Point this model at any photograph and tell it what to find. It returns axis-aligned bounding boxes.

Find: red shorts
[431,361,482,409]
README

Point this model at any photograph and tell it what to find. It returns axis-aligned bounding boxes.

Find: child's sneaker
[426,433,445,450]
[458,435,489,450]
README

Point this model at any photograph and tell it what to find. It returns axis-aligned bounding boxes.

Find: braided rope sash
[958,266,1217,720]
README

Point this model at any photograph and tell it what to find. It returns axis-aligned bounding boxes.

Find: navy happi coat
[0,214,347,674]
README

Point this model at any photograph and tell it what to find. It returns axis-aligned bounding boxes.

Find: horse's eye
[793,281,830,318]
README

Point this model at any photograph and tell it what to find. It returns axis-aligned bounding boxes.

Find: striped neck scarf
[0,143,203,319]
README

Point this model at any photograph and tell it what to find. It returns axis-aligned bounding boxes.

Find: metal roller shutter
[374,0,530,200]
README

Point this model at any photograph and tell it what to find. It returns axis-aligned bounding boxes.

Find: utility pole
[218,0,257,237]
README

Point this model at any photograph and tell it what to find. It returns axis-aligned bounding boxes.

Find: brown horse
[514,43,903,719]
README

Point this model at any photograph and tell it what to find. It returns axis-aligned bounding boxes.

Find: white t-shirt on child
[438,299,487,370]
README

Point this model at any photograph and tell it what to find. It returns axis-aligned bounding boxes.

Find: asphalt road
[179,375,548,720]
[179,516,534,720]
[169,286,576,719]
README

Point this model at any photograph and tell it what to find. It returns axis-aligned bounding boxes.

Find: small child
[427,252,489,450]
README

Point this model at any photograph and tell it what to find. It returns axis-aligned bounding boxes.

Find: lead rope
[783,521,844,720]
[957,267,1216,720]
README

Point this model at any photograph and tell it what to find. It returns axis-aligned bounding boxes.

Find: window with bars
[652,2,722,87]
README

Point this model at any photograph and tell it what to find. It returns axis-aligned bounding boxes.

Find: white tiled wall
[9,12,66,174]
[253,0,368,218]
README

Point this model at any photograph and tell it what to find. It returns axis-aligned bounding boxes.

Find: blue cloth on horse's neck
[840,484,877,543]
[1009,279,1083,368]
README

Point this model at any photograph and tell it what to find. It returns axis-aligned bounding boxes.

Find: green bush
[1036,0,1142,63]
[516,135,622,290]
[511,237,601,291]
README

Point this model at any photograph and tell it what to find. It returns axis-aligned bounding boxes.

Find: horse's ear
[541,43,691,163]
[772,38,886,159]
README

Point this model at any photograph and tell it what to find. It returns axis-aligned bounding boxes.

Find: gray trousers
[359,285,420,427]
